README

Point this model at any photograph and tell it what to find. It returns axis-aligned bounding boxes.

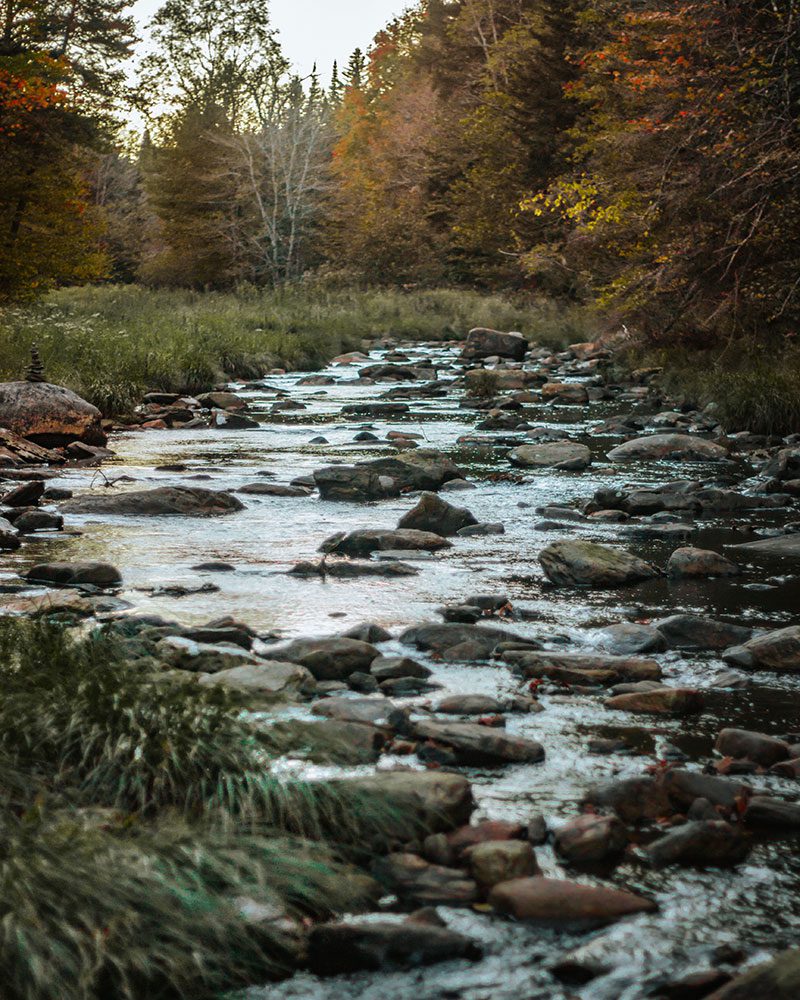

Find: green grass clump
[0,620,417,999]
[627,342,800,437]
[0,284,588,415]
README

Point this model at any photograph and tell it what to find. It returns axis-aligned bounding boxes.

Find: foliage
[0,283,547,414]
[0,619,388,999]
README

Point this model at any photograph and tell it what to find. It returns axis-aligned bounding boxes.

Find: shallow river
[4,342,800,998]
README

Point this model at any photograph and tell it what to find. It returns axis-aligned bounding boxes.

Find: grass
[628,341,800,437]
[0,283,587,416]
[0,620,418,999]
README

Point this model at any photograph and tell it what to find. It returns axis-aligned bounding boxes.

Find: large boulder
[397,492,478,536]
[62,487,244,517]
[539,540,658,588]
[463,328,528,361]
[488,877,656,926]
[314,450,464,502]
[724,626,800,672]
[197,660,314,701]
[728,534,800,560]
[607,434,729,462]
[508,441,591,471]
[0,381,106,446]
[321,528,451,558]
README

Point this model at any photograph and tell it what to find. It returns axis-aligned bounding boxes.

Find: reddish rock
[488,877,656,926]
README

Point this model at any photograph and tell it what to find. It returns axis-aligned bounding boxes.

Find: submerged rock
[321,528,451,558]
[539,540,658,588]
[62,487,245,517]
[0,381,106,446]
[307,920,481,976]
[655,614,752,651]
[667,547,741,578]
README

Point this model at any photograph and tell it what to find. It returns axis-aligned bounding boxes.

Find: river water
[3,341,800,998]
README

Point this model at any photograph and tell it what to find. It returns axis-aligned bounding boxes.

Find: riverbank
[0,285,588,418]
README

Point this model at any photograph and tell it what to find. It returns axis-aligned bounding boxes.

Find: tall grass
[0,621,415,999]
[0,284,587,415]
[629,342,800,437]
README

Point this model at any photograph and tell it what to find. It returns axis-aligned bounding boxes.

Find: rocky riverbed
[2,331,800,999]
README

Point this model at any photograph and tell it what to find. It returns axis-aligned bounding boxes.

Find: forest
[3,2,799,347]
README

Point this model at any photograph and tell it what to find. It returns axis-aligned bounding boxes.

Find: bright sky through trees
[132,0,407,80]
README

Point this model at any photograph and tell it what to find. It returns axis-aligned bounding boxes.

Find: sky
[132,0,408,82]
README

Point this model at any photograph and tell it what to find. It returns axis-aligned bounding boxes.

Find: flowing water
[3,342,800,998]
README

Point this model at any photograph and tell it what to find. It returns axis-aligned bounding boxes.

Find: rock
[321,528,451,558]
[198,661,314,701]
[488,877,656,926]
[769,758,800,778]
[667,547,740,578]
[0,381,106,446]
[346,771,474,833]
[541,383,590,404]
[458,522,505,536]
[12,510,63,532]
[266,637,379,680]
[505,650,662,685]
[663,770,750,811]
[703,949,800,999]
[307,920,480,975]
[237,482,309,497]
[463,328,528,361]
[314,450,464,501]
[743,796,800,828]
[397,492,478,536]
[605,687,704,716]
[371,656,431,681]
[0,427,62,467]
[724,626,800,672]
[645,820,750,868]
[554,814,628,864]
[196,391,247,410]
[539,540,658,588]
[411,719,544,766]
[599,623,667,655]
[373,853,479,907]
[310,697,391,725]
[341,402,410,417]
[155,637,259,674]
[0,518,20,550]
[400,622,533,661]
[653,969,733,998]
[608,434,729,462]
[583,776,672,824]
[436,695,505,715]
[715,729,790,766]
[446,821,527,859]
[762,448,800,482]
[508,441,592,471]
[467,840,539,890]
[23,561,122,588]
[655,614,752,651]
[340,622,393,643]
[728,535,800,559]
[0,589,99,618]
[1,480,45,506]
[62,487,245,517]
